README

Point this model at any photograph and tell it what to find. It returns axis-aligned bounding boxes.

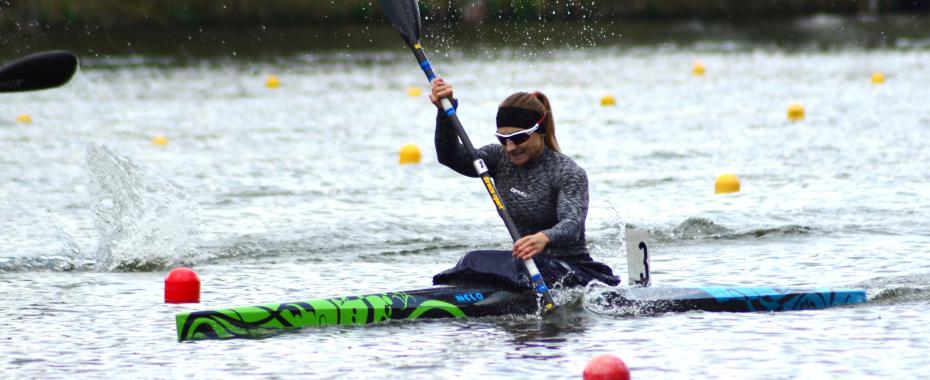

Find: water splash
[0,199,84,272]
[86,144,203,271]
[582,286,649,317]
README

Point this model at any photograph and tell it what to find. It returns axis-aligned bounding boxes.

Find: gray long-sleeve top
[435,108,590,258]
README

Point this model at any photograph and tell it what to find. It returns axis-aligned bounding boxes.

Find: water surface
[2,16,930,379]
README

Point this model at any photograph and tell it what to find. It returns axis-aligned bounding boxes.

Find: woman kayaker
[428,78,620,290]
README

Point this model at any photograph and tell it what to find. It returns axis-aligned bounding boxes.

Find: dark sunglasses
[496,111,546,145]
[495,124,539,145]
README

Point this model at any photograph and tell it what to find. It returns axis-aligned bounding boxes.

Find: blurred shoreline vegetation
[2,0,929,31]
[2,1,929,59]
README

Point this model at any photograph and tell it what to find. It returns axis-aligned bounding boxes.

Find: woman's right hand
[429,78,453,109]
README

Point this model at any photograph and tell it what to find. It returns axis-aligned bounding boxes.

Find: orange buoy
[399,143,422,165]
[266,75,281,89]
[787,103,805,122]
[151,135,169,146]
[715,173,741,194]
[692,60,706,76]
[407,86,422,97]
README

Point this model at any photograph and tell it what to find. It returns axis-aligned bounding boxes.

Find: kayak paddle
[0,51,79,93]
[379,0,557,312]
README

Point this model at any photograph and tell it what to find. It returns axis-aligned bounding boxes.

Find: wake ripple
[860,274,930,305]
[650,217,813,242]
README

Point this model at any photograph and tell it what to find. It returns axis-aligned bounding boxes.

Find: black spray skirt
[433,250,621,291]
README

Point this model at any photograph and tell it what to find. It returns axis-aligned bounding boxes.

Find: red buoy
[583,354,630,380]
[165,267,200,303]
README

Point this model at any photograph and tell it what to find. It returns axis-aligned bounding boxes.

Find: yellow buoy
[787,103,805,122]
[266,75,280,89]
[871,72,885,84]
[399,143,421,165]
[16,114,33,124]
[715,174,741,194]
[406,86,422,97]
[600,95,616,107]
[151,135,169,147]
[692,61,706,76]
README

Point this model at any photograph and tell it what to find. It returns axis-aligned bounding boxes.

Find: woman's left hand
[513,232,550,260]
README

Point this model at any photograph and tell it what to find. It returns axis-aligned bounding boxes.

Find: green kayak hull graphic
[176,286,537,341]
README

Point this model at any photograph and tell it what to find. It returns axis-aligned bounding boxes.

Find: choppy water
[3,19,930,378]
